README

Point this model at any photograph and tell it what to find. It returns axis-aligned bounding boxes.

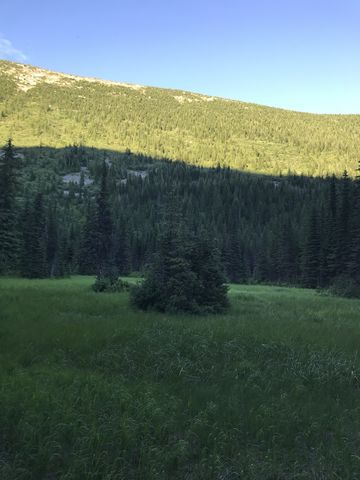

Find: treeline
[0,141,359,294]
[1,60,360,177]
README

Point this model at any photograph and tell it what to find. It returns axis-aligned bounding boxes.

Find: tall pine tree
[302,209,321,288]
[78,199,98,274]
[348,161,360,281]
[95,161,114,278]
[21,193,48,278]
[335,170,351,275]
[0,139,18,273]
[324,175,338,283]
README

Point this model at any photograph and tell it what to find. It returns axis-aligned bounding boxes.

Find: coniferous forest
[1,139,359,297]
[1,60,360,178]
[1,61,360,299]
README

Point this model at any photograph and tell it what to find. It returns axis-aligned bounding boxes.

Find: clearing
[0,277,359,479]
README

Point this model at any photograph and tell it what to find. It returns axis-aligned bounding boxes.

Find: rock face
[62,168,94,186]
[127,170,148,179]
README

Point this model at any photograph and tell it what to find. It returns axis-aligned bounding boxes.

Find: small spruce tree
[131,204,228,314]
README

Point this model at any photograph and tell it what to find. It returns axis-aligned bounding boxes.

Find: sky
[1,0,359,114]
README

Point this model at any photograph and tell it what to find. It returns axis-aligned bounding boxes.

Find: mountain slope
[0,60,359,176]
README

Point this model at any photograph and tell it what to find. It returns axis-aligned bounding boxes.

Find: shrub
[92,275,131,293]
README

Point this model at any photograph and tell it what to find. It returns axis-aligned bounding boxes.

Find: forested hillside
[1,140,359,293]
[1,60,360,176]
[1,61,360,292]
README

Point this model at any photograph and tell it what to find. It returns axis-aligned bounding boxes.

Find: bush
[92,275,131,293]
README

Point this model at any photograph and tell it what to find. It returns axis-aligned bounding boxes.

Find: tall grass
[0,277,359,479]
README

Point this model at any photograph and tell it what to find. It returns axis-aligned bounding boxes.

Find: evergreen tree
[46,205,59,276]
[254,246,270,283]
[222,232,246,283]
[115,225,132,276]
[189,232,229,313]
[348,161,360,281]
[324,175,338,282]
[0,139,18,273]
[95,161,114,277]
[131,224,198,313]
[276,219,299,284]
[64,225,76,275]
[335,170,351,274]
[20,198,32,277]
[78,200,98,274]
[21,193,48,278]
[318,205,329,287]
[302,209,321,288]
[131,206,228,313]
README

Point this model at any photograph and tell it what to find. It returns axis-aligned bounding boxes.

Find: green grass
[0,277,359,479]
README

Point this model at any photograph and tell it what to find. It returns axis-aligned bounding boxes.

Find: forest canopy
[1,140,359,297]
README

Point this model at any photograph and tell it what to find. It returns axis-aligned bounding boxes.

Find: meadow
[0,276,359,479]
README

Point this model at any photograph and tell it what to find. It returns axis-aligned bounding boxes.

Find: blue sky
[1,0,359,113]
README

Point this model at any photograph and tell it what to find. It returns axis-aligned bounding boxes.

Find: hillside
[1,60,359,176]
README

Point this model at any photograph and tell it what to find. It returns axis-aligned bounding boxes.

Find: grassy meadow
[0,276,359,479]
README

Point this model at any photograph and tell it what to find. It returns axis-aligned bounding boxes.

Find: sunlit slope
[0,60,359,175]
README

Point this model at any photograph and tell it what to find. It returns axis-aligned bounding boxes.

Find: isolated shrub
[92,275,130,293]
[92,275,113,292]
[108,278,131,293]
